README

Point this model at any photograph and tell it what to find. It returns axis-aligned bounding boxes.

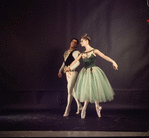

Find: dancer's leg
[69,72,82,114]
[73,92,82,114]
[63,72,73,116]
[81,101,89,119]
[95,101,102,118]
[63,71,81,116]
[63,93,73,116]
[83,101,89,110]
[95,101,99,107]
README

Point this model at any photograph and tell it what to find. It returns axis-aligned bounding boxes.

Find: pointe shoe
[76,104,83,114]
[81,108,86,119]
[63,108,70,117]
[96,106,102,118]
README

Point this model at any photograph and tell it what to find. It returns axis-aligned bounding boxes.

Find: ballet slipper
[63,107,71,117]
[81,108,86,119]
[96,106,102,118]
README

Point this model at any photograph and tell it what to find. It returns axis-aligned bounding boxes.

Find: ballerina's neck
[84,45,93,52]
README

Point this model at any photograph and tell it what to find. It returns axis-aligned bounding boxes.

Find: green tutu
[73,52,115,103]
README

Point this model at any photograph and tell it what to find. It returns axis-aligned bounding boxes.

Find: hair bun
[81,33,91,43]
[84,33,88,37]
[81,33,88,38]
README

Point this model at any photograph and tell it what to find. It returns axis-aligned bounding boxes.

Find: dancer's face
[70,39,78,49]
[80,38,87,47]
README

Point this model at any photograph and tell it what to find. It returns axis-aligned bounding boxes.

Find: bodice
[83,54,96,69]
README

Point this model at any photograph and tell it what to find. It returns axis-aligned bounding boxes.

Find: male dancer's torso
[59,49,80,73]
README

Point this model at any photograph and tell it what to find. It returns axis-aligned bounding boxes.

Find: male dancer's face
[70,39,78,49]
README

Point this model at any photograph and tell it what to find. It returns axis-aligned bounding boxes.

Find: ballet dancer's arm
[58,51,67,78]
[69,50,80,71]
[94,49,118,70]
[64,53,82,73]
[58,62,65,78]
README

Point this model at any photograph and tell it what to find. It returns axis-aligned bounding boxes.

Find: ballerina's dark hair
[81,33,91,44]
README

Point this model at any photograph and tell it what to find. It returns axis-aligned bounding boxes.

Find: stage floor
[0,109,148,137]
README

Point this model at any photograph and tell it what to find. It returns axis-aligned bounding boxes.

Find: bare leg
[95,101,102,118]
[81,101,89,119]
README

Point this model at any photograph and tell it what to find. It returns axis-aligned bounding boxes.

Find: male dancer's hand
[58,72,62,78]
[64,66,70,73]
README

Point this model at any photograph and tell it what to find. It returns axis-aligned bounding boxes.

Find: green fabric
[73,53,114,103]
[83,54,96,68]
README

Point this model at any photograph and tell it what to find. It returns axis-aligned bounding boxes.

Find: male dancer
[58,38,82,117]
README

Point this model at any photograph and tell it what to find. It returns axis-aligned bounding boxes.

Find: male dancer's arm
[58,52,66,78]
[69,50,80,71]
[59,62,65,73]
[58,62,64,78]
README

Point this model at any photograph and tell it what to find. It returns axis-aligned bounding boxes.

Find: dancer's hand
[113,62,118,70]
[58,72,62,78]
[64,66,70,73]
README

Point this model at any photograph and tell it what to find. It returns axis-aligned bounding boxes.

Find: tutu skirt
[73,66,115,103]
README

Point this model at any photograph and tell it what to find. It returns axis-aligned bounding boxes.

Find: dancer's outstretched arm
[64,53,82,73]
[94,49,118,70]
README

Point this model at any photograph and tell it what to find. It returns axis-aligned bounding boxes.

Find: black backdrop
[0,0,149,110]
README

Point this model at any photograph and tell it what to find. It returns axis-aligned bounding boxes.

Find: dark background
[0,0,149,111]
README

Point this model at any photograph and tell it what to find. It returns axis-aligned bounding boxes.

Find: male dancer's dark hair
[70,38,79,45]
